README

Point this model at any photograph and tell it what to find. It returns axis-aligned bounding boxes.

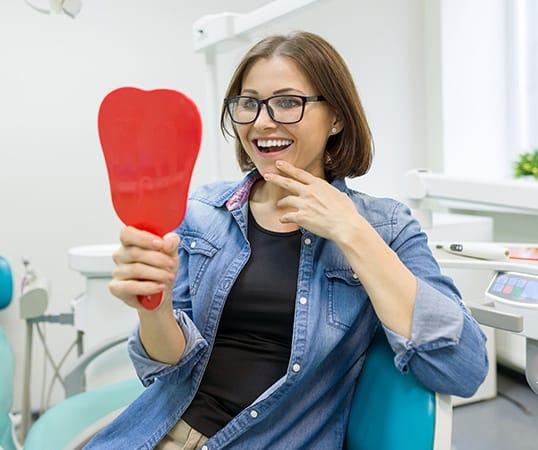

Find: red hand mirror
[98,87,202,309]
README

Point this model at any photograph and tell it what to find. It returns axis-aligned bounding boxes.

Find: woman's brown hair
[220,31,374,179]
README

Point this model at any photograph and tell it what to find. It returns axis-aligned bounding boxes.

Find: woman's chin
[260,167,280,177]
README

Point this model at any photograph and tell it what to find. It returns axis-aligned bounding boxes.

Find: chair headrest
[0,256,13,310]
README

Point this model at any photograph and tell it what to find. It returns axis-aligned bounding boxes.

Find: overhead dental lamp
[24,0,82,18]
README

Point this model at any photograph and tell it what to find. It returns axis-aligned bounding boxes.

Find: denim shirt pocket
[180,233,220,297]
[325,269,368,330]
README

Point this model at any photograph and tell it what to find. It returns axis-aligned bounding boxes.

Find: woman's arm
[266,160,488,396]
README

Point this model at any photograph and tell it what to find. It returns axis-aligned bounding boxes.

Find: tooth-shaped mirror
[98,87,202,309]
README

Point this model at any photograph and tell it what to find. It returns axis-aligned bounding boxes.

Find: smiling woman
[221,33,373,181]
[84,31,488,450]
[228,54,338,181]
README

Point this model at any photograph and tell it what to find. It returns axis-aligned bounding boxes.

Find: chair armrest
[434,393,453,450]
[64,334,129,397]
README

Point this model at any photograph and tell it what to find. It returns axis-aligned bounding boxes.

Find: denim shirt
[85,171,488,450]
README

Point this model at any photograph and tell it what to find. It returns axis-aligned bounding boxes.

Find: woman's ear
[330,118,343,135]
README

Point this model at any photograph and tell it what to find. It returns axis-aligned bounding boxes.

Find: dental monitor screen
[487,272,538,307]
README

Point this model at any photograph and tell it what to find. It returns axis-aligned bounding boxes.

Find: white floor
[452,366,538,450]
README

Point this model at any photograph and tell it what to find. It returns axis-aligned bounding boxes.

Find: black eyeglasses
[224,95,326,125]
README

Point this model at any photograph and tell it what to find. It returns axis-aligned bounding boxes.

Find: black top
[182,210,301,437]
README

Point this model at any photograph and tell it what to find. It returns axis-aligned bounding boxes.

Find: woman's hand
[109,226,180,312]
[264,160,361,243]
[110,226,186,363]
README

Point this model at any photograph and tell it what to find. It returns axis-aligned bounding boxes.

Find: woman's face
[234,56,339,179]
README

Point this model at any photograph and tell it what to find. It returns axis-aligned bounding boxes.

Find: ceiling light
[24,0,82,18]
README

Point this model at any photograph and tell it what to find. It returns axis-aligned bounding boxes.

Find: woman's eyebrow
[239,87,306,96]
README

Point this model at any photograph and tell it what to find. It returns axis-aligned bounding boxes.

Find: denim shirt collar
[196,169,351,212]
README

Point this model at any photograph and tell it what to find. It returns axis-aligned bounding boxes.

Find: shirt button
[304,238,312,245]
[299,297,307,305]
[201,446,208,450]
[352,272,359,279]
[292,363,301,372]
[250,410,258,418]
[190,241,197,248]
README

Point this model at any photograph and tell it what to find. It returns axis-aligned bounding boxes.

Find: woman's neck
[249,180,300,233]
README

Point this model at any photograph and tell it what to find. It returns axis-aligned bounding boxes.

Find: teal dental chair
[22,336,144,450]
[4,250,450,450]
[0,253,143,450]
[346,328,452,450]
[1,256,16,450]
[0,327,16,450]
[3,253,451,449]
[22,328,451,450]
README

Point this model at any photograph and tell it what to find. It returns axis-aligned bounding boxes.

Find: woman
[85,31,488,449]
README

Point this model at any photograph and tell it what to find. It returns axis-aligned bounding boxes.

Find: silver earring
[331,127,337,134]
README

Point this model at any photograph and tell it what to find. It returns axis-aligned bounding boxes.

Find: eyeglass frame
[224,94,326,125]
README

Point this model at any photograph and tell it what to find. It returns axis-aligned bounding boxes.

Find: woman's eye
[239,99,258,110]
[275,97,301,109]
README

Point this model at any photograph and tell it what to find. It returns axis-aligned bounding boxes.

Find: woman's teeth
[256,139,293,153]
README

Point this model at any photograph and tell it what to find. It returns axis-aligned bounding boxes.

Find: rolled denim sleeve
[128,308,208,387]
[385,279,464,368]
[384,279,488,397]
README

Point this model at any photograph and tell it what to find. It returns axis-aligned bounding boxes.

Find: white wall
[439,0,509,179]
[0,0,446,414]
[506,0,538,155]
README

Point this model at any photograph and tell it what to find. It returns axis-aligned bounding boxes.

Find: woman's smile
[254,138,293,154]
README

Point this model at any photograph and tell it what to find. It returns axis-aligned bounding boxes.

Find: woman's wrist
[332,218,369,256]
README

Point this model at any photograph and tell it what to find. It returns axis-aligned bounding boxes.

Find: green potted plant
[514,149,538,179]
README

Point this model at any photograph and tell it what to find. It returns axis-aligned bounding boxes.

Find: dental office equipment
[18,259,82,443]
[507,245,538,261]
[405,169,538,215]
[435,242,510,261]
[1,246,138,449]
[24,0,82,18]
[406,169,538,374]
[433,246,538,394]
[67,245,137,394]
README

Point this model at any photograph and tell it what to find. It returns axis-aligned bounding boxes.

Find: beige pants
[155,419,209,450]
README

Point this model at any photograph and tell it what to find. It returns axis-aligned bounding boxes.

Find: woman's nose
[253,104,277,129]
